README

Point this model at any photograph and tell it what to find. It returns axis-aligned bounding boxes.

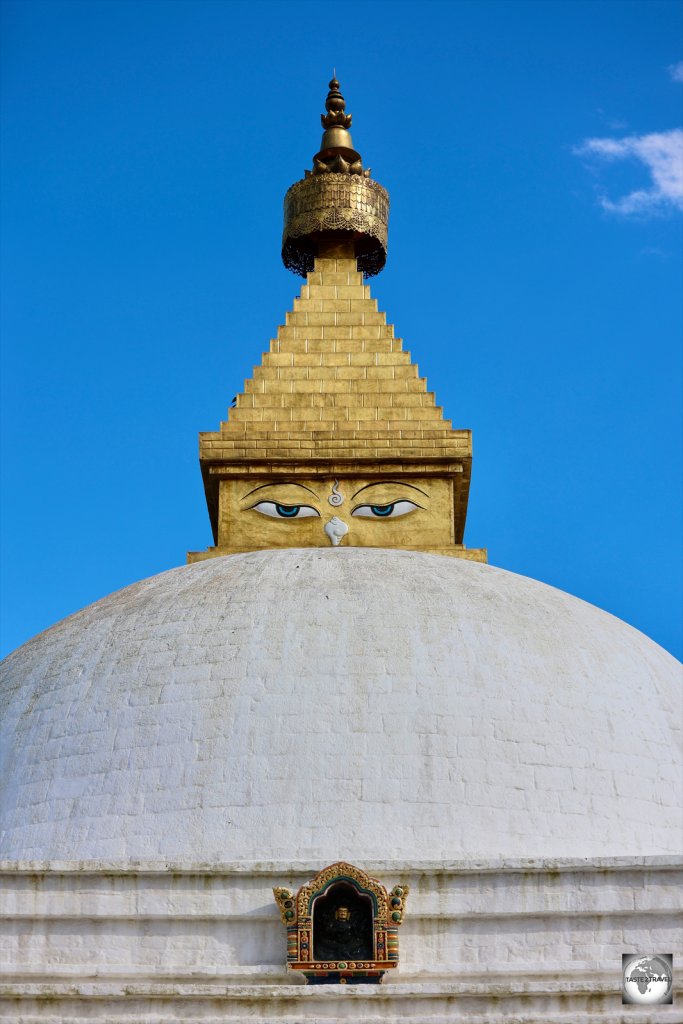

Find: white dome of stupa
[1,547,680,862]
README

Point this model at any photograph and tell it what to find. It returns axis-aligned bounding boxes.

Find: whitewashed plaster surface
[1,548,681,861]
[1,858,681,1022]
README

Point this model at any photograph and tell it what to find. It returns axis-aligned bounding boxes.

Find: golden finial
[281,76,389,278]
[311,75,363,173]
[321,76,352,130]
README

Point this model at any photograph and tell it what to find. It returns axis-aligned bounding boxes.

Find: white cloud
[669,61,683,83]
[574,129,683,215]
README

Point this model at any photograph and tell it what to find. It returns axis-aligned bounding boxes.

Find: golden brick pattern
[200,257,471,463]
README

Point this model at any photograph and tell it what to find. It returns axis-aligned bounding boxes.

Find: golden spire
[322,75,351,130]
[312,76,363,172]
[281,76,389,278]
[189,78,484,567]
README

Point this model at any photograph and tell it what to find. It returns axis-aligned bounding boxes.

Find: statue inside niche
[313,881,374,961]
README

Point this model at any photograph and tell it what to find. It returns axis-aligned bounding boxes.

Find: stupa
[1,79,681,1022]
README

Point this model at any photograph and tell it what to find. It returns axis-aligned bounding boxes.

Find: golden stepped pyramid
[204,257,470,461]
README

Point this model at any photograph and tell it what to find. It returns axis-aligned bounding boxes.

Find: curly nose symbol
[328,480,344,507]
[325,516,349,547]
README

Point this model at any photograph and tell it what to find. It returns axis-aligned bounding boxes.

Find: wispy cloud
[639,246,669,259]
[574,129,683,215]
[669,61,683,83]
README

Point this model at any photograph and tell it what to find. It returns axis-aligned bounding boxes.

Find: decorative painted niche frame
[273,861,409,985]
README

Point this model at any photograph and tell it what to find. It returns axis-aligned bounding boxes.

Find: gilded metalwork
[273,861,408,984]
[312,76,366,174]
[282,174,389,277]
[321,77,352,131]
[281,77,389,277]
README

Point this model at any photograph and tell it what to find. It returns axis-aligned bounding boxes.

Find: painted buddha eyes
[249,495,422,520]
[251,501,319,519]
[352,500,420,518]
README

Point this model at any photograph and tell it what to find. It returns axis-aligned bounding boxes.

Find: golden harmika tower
[188,78,486,563]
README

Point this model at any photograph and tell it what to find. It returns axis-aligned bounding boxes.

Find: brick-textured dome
[1,549,680,860]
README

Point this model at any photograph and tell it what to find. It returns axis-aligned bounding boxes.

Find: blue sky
[1,0,682,660]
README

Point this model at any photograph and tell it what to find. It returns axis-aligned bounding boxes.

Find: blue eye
[352,500,420,519]
[251,501,319,519]
[276,504,299,517]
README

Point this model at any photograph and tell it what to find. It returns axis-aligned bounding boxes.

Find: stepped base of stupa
[2,857,680,1023]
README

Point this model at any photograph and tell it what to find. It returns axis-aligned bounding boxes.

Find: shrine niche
[273,861,409,985]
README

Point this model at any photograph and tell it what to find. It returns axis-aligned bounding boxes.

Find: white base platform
[1,856,681,1023]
